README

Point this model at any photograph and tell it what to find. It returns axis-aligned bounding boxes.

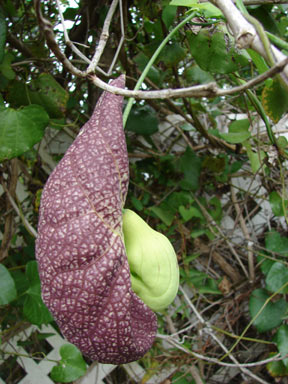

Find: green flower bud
[122,209,179,312]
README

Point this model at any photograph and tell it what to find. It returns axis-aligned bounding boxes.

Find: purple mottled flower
[36,76,157,364]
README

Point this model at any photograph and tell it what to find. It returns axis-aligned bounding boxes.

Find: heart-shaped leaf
[50,344,87,383]
[249,288,287,333]
[0,104,49,162]
[269,191,288,217]
[23,261,53,325]
[36,76,158,364]
[266,262,288,294]
[265,231,288,256]
[262,79,288,123]
[188,29,247,74]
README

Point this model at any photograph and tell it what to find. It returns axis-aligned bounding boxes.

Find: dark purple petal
[36,76,157,364]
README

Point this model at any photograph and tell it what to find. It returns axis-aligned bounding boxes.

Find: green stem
[236,0,275,66]
[123,14,219,127]
[231,74,276,145]
[220,281,288,361]
[266,31,288,51]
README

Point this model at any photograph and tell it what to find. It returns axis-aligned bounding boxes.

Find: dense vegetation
[0,0,288,382]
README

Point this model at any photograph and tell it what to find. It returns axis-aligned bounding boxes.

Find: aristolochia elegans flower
[36,75,178,364]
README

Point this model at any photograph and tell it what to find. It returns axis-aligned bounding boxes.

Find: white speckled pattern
[36,76,157,364]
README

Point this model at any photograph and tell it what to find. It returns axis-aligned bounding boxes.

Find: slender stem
[220,281,288,360]
[123,12,197,127]
[267,31,288,51]
[236,0,275,66]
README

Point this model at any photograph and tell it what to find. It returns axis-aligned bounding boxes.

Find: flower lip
[123,209,179,312]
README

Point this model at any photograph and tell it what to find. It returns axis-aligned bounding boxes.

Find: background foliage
[1,0,288,383]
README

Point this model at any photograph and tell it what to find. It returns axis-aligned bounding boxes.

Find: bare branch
[85,0,119,74]
[90,57,288,99]
[34,0,85,77]
[34,0,288,99]
[55,0,91,65]
[231,186,255,282]
[178,286,272,384]
[159,334,284,369]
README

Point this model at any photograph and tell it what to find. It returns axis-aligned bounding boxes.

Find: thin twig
[55,0,91,65]
[158,334,283,369]
[231,185,255,282]
[192,195,249,279]
[34,0,84,77]
[168,287,274,384]
[0,160,18,261]
[1,183,38,238]
[85,0,119,74]
[90,57,288,99]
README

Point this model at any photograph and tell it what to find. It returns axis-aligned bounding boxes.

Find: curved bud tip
[122,209,179,312]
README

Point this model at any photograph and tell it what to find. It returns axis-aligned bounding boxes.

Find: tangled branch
[34,0,288,99]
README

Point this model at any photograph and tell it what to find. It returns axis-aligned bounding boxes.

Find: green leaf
[266,262,288,294]
[29,73,69,118]
[184,65,214,84]
[208,196,222,223]
[159,42,186,67]
[170,0,198,5]
[162,5,177,29]
[179,147,202,191]
[0,52,15,80]
[198,278,222,295]
[277,136,288,149]
[50,344,87,383]
[126,105,158,135]
[247,49,269,74]
[220,131,251,144]
[267,353,288,377]
[274,325,288,366]
[220,119,251,144]
[26,260,41,293]
[191,229,207,238]
[192,2,223,17]
[10,270,29,295]
[150,205,174,226]
[165,191,193,213]
[188,30,247,74]
[0,265,17,305]
[244,140,266,173]
[0,8,6,63]
[169,0,222,16]
[0,105,49,162]
[23,261,53,325]
[6,80,30,107]
[265,231,288,257]
[179,205,202,222]
[269,191,288,217]
[131,196,144,211]
[262,78,288,123]
[249,288,287,333]
[23,295,53,326]
[257,253,275,276]
[185,268,221,294]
